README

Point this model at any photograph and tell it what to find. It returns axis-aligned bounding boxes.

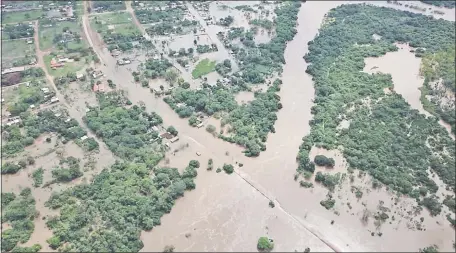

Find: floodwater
[7,1,452,252]
[234,91,255,105]
[364,43,455,139]
[363,43,432,117]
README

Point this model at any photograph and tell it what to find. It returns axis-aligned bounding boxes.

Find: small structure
[170,136,179,143]
[50,58,64,69]
[196,122,204,128]
[80,135,88,141]
[1,66,26,75]
[76,73,84,80]
[111,50,121,57]
[160,132,174,139]
[41,87,50,94]
[151,126,159,132]
[50,96,59,103]
[26,39,33,44]
[107,25,115,30]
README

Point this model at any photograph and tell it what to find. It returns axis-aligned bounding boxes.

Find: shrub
[314,155,335,167]
[222,164,234,174]
[257,237,274,252]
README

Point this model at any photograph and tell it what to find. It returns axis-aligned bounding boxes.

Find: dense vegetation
[134,8,184,23]
[420,46,455,134]
[1,189,38,252]
[92,1,126,12]
[233,2,301,84]
[1,23,34,40]
[50,157,83,183]
[84,91,164,166]
[44,161,198,252]
[165,79,282,156]
[32,168,44,187]
[296,4,455,217]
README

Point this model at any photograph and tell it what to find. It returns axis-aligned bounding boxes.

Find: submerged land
[1,1,455,252]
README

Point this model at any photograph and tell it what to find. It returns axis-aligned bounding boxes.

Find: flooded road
[77,1,456,252]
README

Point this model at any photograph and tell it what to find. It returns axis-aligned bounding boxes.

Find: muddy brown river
[2,1,454,252]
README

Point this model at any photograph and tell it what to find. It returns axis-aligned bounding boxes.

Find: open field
[39,21,85,51]
[192,58,216,78]
[1,9,44,23]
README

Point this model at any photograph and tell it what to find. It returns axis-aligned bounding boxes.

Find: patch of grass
[192,59,216,79]
[112,23,141,36]
[91,12,134,25]
[32,168,44,187]
[39,21,82,51]
[1,9,44,24]
[2,39,35,59]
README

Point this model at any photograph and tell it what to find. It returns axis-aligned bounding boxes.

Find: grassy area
[1,9,44,23]
[39,21,83,51]
[44,54,85,77]
[4,79,48,106]
[75,2,84,16]
[112,23,141,36]
[192,59,216,79]
[91,12,134,24]
[1,39,35,59]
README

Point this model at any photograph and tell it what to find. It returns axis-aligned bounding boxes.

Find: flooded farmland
[2,0,454,252]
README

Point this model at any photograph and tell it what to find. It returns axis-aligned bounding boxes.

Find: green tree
[257,237,274,252]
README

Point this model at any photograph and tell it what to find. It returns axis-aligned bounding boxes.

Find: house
[107,25,115,30]
[50,97,59,103]
[50,58,64,69]
[93,84,99,92]
[76,73,84,80]
[41,87,50,94]
[160,132,174,139]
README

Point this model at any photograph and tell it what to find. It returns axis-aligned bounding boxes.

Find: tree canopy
[296,4,455,217]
